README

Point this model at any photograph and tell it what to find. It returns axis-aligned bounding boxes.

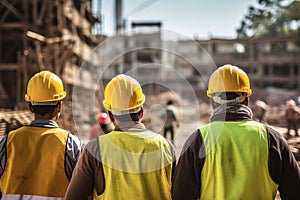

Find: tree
[237,0,300,38]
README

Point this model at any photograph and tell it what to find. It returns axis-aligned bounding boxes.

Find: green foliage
[237,0,300,38]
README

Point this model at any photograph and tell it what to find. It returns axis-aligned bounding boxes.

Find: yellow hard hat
[25,71,66,103]
[207,64,252,97]
[103,74,145,112]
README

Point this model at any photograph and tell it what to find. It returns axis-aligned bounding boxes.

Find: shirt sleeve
[65,138,105,200]
[267,126,300,199]
[65,133,82,181]
[0,135,8,179]
[166,140,176,184]
[171,129,205,200]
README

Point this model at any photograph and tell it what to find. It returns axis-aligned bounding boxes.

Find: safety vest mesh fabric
[0,126,70,198]
[199,121,278,200]
[95,131,173,200]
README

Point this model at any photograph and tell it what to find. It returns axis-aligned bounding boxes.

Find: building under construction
[0,0,104,135]
[178,35,300,104]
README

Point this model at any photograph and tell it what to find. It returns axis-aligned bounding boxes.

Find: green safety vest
[200,120,278,200]
[95,130,173,200]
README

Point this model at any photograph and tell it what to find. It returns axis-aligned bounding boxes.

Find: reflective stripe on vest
[200,121,278,200]
[95,131,173,200]
[0,126,70,198]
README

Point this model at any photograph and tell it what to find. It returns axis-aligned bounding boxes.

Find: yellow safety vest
[0,126,70,199]
[200,121,278,200]
[95,130,173,200]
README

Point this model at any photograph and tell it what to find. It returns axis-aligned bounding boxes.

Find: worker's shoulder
[141,130,171,147]
[9,125,69,133]
[5,125,31,137]
[265,125,285,141]
[40,127,74,139]
[204,120,267,130]
[9,126,77,142]
[50,127,70,134]
[145,129,171,142]
[7,125,28,133]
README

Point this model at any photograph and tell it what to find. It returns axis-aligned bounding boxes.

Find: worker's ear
[54,102,62,121]
[210,99,217,109]
[244,97,249,106]
[28,103,34,113]
[108,111,115,122]
[57,101,62,112]
[139,107,144,119]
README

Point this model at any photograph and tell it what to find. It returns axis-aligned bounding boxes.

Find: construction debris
[0,109,33,138]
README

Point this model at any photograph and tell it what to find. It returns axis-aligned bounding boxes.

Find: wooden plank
[33,0,37,25]
[0,22,24,29]
[16,51,21,105]
[34,40,45,69]
[0,9,11,22]
[22,0,28,21]
[37,0,48,26]
[0,63,18,70]
[0,0,23,19]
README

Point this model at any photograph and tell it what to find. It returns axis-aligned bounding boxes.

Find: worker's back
[96,130,173,200]
[200,120,277,199]
[0,125,79,199]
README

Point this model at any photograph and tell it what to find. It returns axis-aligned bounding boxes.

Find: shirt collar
[114,121,147,132]
[210,103,253,122]
[30,119,59,128]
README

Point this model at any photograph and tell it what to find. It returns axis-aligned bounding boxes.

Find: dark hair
[100,123,109,131]
[167,100,173,105]
[31,105,58,116]
[218,92,242,100]
[213,92,247,105]
[113,110,142,122]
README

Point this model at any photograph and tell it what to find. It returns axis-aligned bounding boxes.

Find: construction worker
[0,71,81,199]
[161,100,179,143]
[254,100,269,122]
[285,99,300,137]
[88,112,114,140]
[65,74,176,200]
[172,65,300,199]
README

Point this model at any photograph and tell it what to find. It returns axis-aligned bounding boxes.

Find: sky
[97,0,257,39]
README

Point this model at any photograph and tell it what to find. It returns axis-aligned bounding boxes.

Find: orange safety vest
[0,126,70,199]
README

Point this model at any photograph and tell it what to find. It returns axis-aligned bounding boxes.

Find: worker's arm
[0,135,8,179]
[165,140,176,184]
[65,138,105,200]
[267,126,300,199]
[65,133,82,180]
[295,106,300,115]
[0,135,7,194]
[171,129,205,200]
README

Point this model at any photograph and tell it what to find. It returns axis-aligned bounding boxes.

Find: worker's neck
[34,114,57,121]
[114,120,146,131]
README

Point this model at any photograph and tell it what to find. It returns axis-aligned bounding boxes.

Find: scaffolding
[0,0,104,135]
